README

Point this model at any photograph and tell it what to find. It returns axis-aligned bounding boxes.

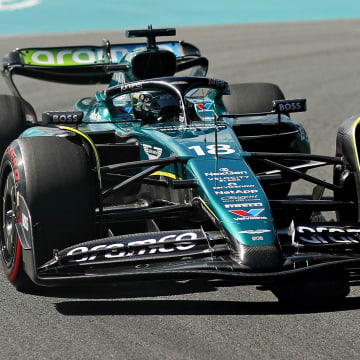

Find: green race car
[0,26,357,304]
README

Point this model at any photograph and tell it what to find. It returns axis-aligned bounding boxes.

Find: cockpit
[112,90,182,124]
[107,77,230,125]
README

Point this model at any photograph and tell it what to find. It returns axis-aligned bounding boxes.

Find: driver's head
[139,93,153,112]
[134,91,180,124]
[133,92,157,123]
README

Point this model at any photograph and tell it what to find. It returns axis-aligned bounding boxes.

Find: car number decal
[188,144,235,156]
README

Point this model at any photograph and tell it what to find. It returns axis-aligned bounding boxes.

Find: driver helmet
[134,91,180,124]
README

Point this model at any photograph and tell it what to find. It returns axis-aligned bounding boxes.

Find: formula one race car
[1,27,359,303]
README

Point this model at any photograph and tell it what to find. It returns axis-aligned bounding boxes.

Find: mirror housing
[272,98,307,114]
[42,111,83,124]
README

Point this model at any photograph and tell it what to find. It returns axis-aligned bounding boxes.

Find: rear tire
[222,82,285,114]
[0,95,26,157]
[0,136,97,291]
[224,83,291,197]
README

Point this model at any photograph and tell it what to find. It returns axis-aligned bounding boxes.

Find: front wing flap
[30,228,360,287]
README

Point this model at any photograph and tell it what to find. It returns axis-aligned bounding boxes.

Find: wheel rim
[1,173,17,267]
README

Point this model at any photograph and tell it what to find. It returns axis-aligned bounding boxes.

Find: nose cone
[188,157,283,270]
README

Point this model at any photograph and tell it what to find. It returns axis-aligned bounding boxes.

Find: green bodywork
[15,40,310,250]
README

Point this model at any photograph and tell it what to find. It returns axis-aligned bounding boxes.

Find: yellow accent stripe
[59,126,102,189]
[198,197,219,221]
[150,171,179,179]
[353,117,360,170]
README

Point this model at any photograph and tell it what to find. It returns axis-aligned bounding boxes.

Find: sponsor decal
[205,171,247,176]
[24,48,101,66]
[220,195,259,202]
[297,226,360,234]
[273,99,306,113]
[43,111,83,124]
[233,216,267,221]
[66,232,199,262]
[213,184,255,190]
[208,78,227,87]
[277,102,302,112]
[157,124,226,132]
[120,82,143,92]
[230,208,264,217]
[215,189,258,195]
[207,176,249,182]
[225,202,263,209]
[195,103,215,120]
[117,106,132,114]
[143,144,163,160]
[6,147,20,181]
[196,103,212,110]
[239,229,272,234]
[296,225,360,244]
[22,43,180,67]
[252,236,264,241]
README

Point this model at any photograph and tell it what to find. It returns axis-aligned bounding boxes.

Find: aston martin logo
[238,229,271,234]
[142,144,163,160]
[230,209,265,217]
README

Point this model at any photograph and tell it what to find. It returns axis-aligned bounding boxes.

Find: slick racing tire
[0,136,96,291]
[270,272,350,306]
[223,83,291,198]
[222,82,285,114]
[0,170,34,292]
[0,95,27,157]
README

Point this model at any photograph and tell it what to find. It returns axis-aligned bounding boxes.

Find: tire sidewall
[0,152,24,283]
[2,136,96,268]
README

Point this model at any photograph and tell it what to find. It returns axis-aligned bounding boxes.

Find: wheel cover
[1,173,17,267]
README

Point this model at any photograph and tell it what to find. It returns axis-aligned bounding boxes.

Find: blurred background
[1,0,360,36]
[1,0,360,185]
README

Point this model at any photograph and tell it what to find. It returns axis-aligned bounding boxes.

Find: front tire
[0,136,97,290]
[0,170,33,291]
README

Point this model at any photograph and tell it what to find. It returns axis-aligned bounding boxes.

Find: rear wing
[2,40,207,85]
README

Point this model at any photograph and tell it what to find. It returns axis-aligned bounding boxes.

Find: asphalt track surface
[1,20,360,359]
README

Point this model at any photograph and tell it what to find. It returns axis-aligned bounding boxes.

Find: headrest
[131,50,176,80]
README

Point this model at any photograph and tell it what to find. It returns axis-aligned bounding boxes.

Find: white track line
[0,0,40,11]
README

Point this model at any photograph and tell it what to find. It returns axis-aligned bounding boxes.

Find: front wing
[21,228,360,287]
